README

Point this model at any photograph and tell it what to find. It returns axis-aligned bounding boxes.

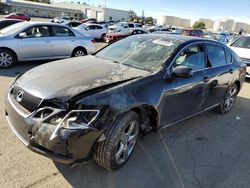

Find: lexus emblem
[16,91,24,103]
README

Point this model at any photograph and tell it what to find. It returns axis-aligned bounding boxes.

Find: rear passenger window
[206,44,226,66]
[225,48,233,63]
[51,26,75,37]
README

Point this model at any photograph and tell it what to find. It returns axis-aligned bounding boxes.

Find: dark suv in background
[182,29,204,38]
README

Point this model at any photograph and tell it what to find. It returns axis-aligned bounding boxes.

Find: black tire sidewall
[110,112,140,170]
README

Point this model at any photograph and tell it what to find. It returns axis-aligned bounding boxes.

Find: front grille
[11,84,42,112]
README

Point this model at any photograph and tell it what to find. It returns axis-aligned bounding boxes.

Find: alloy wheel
[224,87,237,112]
[115,120,139,164]
[0,52,13,67]
[74,50,85,57]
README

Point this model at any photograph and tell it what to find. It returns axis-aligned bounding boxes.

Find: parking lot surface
[0,42,250,188]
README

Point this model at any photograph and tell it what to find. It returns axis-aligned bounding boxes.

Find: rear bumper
[5,92,102,164]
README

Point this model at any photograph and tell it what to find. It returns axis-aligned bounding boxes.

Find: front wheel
[0,49,16,68]
[94,111,140,171]
[214,84,238,114]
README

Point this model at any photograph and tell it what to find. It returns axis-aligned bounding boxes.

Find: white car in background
[108,22,143,33]
[74,23,107,40]
[230,35,250,78]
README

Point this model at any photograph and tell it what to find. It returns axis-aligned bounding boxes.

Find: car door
[202,43,236,108]
[95,25,104,39]
[159,43,209,125]
[84,25,96,38]
[50,26,76,57]
[17,25,53,60]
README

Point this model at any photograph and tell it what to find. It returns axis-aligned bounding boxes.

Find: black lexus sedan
[5,34,246,170]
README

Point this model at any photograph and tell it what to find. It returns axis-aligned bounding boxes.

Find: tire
[94,111,140,171]
[101,33,106,41]
[0,49,16,68]
[72,48,87,57]
[214,83,238,114]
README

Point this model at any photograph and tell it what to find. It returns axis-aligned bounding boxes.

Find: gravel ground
[1,42,250,188]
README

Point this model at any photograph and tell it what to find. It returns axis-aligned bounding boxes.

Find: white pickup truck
[108,22,143,33]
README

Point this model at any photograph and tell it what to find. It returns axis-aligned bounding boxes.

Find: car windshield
[96,35,181,72]
[231,36,250,49]
[0,22,29,36]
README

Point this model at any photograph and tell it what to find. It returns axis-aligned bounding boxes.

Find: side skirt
[160,103,220,130]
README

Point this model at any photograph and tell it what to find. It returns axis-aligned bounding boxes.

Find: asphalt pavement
[0,43,250,187]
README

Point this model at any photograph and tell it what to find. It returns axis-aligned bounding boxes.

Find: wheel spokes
[116,143,125,159]
[126,122,135,136]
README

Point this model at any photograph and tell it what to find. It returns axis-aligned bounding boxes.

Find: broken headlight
[49,109,100,140]
[58,109,100,130]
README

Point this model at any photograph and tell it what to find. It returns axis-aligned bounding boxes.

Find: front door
[159,44,209,126]
[17,25,53,60]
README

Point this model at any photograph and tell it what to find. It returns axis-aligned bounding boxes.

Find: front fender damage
[24,105,103,161]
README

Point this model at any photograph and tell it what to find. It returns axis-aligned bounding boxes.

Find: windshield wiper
[122,63,152,72]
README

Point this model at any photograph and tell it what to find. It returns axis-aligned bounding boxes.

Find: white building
[233,22,248,33]
[157,15,191,28]
[0,0,130,21]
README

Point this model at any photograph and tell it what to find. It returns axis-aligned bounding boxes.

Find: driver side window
[23,26,49,38]
[173,44,206,71]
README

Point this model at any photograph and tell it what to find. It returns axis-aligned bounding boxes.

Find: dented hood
[17,56,149,101]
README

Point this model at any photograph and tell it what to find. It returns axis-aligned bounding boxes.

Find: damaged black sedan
[5,34,246,170]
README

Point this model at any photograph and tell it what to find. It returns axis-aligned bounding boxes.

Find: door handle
[45,40,51,43]
[203,77,210,83]
[229,69,234,74]
[71,39,76,42]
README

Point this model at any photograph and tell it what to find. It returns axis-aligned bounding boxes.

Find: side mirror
[18,32,27,38]
[173,66,193,78]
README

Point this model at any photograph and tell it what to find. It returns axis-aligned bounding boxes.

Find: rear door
[84,25,96,38]
[202,43,235,108]
[50,26,76,57]
[17,25,53,60]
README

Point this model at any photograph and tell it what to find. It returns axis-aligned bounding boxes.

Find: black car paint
[5,36,246,164]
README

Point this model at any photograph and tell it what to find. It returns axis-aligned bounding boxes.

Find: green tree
[192,21,206,29]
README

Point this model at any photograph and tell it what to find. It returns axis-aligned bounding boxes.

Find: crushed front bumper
[5,93,102,164]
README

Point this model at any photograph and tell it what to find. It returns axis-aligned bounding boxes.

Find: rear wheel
[101,33,106,41]
[94,111,140,171]
[72,48,87,57]
[214,84,238,114]
[0,49,16,68]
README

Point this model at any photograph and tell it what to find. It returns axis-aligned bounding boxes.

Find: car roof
[84,23,103,26]
[0,19,23,22]
[139,34,223,45]
[20,21,70,27]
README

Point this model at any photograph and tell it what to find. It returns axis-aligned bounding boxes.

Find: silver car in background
[0,22,96,68]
